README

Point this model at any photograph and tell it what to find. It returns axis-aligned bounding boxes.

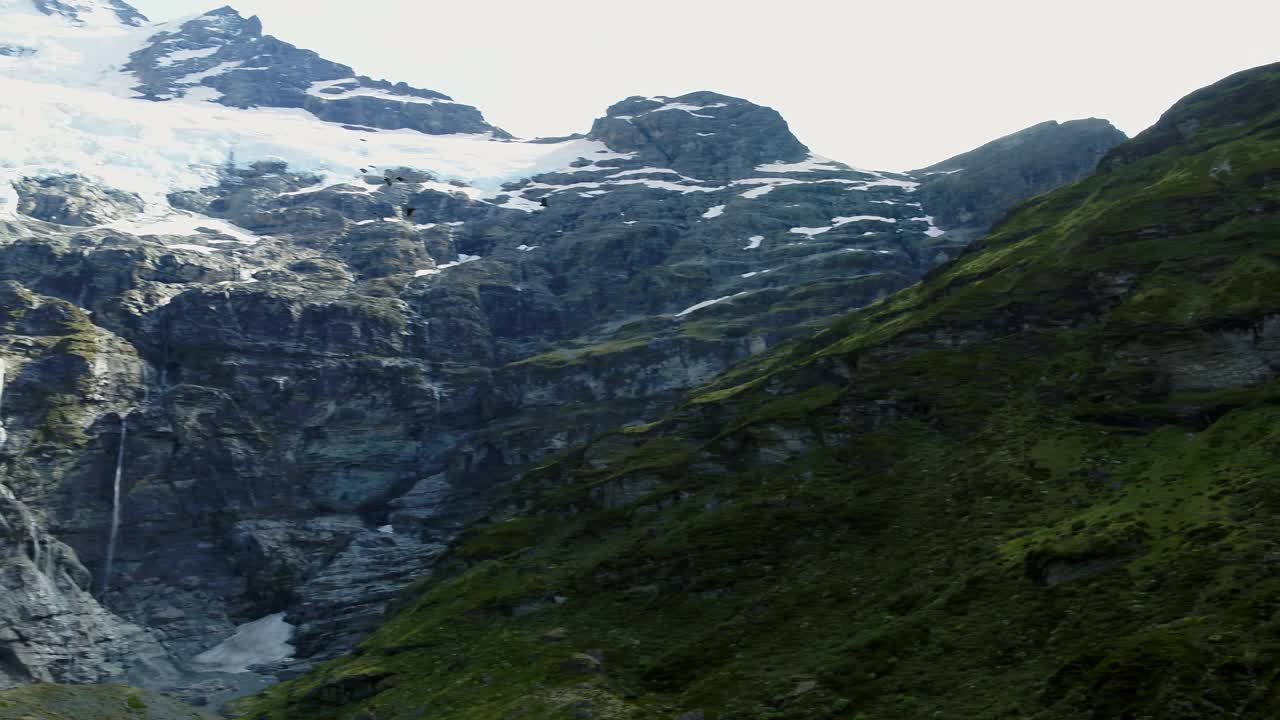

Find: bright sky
[129,0,1280,171]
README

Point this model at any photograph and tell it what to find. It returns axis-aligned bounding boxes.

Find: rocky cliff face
[0,0,1133,707]
[244,61,1280,720]
[914,118,1127,238]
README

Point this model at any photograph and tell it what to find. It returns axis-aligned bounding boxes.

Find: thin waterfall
[0,358,7,446]
[27,514,39,569]
[42,533,54,577]
[100,414,127,596]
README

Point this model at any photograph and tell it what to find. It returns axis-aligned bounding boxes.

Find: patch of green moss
[0,684,214,720]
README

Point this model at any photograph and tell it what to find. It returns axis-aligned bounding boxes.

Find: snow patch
[743,235,763,250]
[756,155,845,173]
[832,215,897,226]
[415,253,480,276]
[741,184,775,199]
[910,215,946,238]
[702,204,725,219]
[156,46,218,67]
[192,613,295,674]
[674,292,747,318]
[164,243,218,254]
[789,226,832,238]
[104,210,261,245]
[606,167,681,178]
[850,175,920,192]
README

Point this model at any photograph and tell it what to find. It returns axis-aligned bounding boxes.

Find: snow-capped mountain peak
[0,0,589,228]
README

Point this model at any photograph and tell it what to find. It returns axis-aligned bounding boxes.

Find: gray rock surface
[0,483,175,689]
[14,175,145,226]
[913,118,1127,238]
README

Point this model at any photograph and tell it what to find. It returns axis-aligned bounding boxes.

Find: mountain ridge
[0,0,1140,711]
[239,58,1280,720]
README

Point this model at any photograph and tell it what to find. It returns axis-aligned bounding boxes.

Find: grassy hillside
[0,685,216,720]
[239,62,1280,720]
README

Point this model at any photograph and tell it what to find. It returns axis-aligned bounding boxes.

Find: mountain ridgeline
[8,1,1271,718]
[239,62,1280,719]
[913,118,1128,239]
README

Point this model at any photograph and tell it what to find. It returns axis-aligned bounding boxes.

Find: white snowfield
[0,1,639,222]
[832,215,897,226]
[673,291,748,318]
[0,1,931,234]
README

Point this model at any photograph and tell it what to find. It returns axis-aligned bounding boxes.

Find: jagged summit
[0,0,504,136]
[912,117,1127,232]
[915,118,1125,174]
[124,5,507,136]
[588,91,810,180]
[0,0,556,225]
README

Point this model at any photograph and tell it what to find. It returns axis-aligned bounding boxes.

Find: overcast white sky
[129,0,1280,171]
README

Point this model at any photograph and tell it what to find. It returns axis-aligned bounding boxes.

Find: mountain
[125,6,506,136]
[241,62,1280,719]
[913,118,1127,240]
[0,0,1136,710]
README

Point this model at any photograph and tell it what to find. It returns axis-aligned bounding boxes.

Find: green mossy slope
[0,685,216,720]
[241,62,1280,720]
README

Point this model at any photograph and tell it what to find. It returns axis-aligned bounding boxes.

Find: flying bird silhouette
[405,207,416,218]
